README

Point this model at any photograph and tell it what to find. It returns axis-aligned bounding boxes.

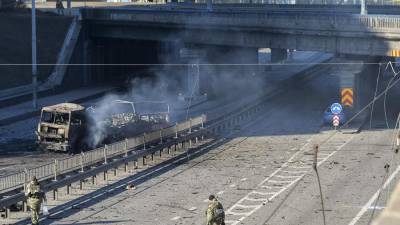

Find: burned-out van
[36,101,170,153]
[36,103,87,152]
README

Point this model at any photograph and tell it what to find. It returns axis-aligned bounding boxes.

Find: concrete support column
[354,62,380,112]
[271,48,287,63]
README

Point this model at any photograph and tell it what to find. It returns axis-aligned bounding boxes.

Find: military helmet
[209,194,215,200]
[31,176,38,183]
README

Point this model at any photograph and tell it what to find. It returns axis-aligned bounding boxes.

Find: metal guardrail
[0,116,205,194]
[194,0,400,5]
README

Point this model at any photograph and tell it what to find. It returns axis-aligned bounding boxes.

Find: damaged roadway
[18,65,395,225]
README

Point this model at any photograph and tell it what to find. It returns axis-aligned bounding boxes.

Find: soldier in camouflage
[206,195,225,225]
[25,176,46,225]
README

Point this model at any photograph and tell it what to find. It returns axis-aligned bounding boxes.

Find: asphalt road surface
[23,62,399,225]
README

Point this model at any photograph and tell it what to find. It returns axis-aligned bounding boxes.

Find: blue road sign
[330,103,342,114]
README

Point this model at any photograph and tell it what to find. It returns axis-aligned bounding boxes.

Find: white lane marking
[317,152,331,156]
[203,199,209,203]
[347,165,400,225]
[229,184,236,188]
[367,206,385,210]
[226,135,354,225]
[288,166,310,169]
[251,191,277,195]
[228,211,252,216]
[171,216,181,221]
[189,207,197,211]
[235,204,260,209]
[217,190,224,195]
[275,175,302,179]
[261,185,284,189]
[267,180,293,184]
[281,170,309,174]
[244,197,269,202]
[241,178,248,181]
[257,138,312,187]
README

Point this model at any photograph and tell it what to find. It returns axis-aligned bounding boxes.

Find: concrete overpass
[81,6,400,57]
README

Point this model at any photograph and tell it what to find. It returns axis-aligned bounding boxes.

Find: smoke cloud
[85,44,271,148]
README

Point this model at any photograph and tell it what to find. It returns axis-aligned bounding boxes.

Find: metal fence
[193,0,400,5]
[0,115,205,194]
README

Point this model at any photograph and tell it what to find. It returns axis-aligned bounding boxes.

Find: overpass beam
[271,48,287,64]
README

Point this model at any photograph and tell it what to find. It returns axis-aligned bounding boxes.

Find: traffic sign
[333,119,339,127]
[333,118,340,127]
[330,103,342,114]
[332,115,340,127]
[341,88,354,107]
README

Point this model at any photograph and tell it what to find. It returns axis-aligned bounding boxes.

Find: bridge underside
[87,23,399,57]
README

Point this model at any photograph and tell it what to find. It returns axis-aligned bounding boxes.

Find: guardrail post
[124,138,129,172]
[23,168,28,212]
[143,156,147,166]
[167,146,171,154]
[23,200,27,212]
[67,184,71,194]
[134,160,138,169]
[113,168,117,176]
[54,159,58,181]
[125,138,128,157]
[104,144,108,164]
[53,189,58,200]
[143,133,146,151]
[175,122,178,139]
[79,180,83,190]
[201,120,204,140]
[103,171,108,181]
[160,128,163,144]
[80,152,85,173]
[92,175,96,185]
[23,168,28,191]
[5,207,10,219]
[189,118,192,134]
[189,118,192,147]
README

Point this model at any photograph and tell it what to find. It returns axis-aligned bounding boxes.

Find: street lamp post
[32,0,37,109]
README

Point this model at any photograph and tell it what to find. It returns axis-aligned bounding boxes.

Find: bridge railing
[0,115,206,194]
[194,0,400,5]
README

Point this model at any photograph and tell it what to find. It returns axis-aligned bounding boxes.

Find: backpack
[213,202,225,220]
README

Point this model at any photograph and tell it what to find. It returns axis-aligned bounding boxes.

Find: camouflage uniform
[206,196,225,225]
[25,177,45,225]
[55,0,64,14]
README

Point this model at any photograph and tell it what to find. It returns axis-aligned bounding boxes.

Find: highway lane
[33,63,347,225]
[249,129,396,225]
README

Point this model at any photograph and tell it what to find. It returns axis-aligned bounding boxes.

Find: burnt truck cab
[36,103,86,152]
